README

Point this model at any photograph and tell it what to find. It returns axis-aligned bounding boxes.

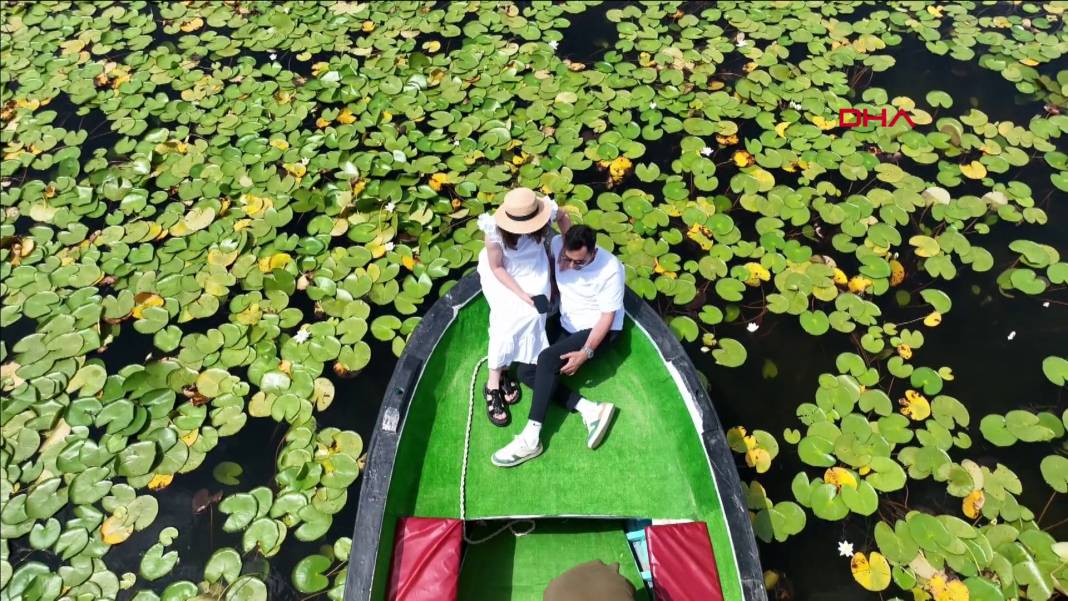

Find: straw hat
[494,187,551,234]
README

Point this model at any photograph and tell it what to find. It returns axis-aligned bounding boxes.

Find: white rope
[460,355,488,523]
[460,356,536,545]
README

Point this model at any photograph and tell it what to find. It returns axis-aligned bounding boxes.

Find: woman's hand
[556,206,572,234]
[488,243,540,307]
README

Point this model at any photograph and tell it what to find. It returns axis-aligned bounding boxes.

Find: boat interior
[374,297,741,600]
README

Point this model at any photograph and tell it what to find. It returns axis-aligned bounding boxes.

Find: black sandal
[484,386,510,427]
[501,371,521,405]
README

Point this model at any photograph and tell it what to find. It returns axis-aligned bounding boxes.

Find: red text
[839,108,916,128]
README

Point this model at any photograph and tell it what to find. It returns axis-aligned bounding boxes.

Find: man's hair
[563,224,596,252]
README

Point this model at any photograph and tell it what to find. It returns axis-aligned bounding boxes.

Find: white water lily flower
[700,346,709,353]
[384,242,395,252]
[453,139,460,146]
[789,101,802,110]
[1043,301,1050,308]
[700,146,713,157]
[838,541,854,558]
[649,101,657,110]
[735,32,747,47]
[1007,331,1016,341]
[270,53,277,61]
[293,329,310,344]
[548,40,559,50]
[746,322,759,333]
[385,201,396,213]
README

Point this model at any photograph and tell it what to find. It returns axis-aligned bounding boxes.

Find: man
[492,224,624,467]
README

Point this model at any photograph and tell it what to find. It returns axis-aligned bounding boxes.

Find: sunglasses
[560,248,596,270]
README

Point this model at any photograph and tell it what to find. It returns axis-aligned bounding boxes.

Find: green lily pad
[225,576,268,601]
[919,289,952,314]
[242,517,286,557]
[213,462,243,486]
[809,483,849,521]
[712,338,747,368]
[1039,455,1067,493]
[838,478,877,517]
[292,553,331,594]
[29,518,61,550]
[925,90,953,108]
[867,457,907,492]
[800,310,830,335]
[1042,356,1068,386]
[140,543,179,581]
[219,493,257,532]
[753,500,807,544]
[204,548,242,585]
[669,316,699,342]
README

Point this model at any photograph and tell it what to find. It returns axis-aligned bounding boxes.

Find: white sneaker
[491,435,544,468]
[583,403,616,449]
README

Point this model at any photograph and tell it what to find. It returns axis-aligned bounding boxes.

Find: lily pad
[213,462,243,486]
[1042,356,1068,386]
[712,338,747,368]
[292,554,331,594]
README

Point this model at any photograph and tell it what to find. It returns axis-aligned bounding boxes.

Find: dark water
[5,2,1066,600]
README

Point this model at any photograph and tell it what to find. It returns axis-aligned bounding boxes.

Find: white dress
[476,200,557,368]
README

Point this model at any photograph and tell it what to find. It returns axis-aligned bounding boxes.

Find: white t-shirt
[551,235,625,333]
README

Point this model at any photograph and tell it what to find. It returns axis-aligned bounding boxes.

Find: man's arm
[559,310,614,376]
[585,310,614,352]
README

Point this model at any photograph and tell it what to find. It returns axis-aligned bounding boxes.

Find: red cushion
[645,521,724,601]
[387,517,463,601]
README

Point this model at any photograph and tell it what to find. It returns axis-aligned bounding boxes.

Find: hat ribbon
[504,203,541,222]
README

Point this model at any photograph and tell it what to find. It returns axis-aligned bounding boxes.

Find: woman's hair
[498,223,549,250]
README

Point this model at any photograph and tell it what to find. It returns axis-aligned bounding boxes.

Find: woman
[477,187,571,426]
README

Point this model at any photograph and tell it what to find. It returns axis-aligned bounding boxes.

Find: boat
[343,273,767,601]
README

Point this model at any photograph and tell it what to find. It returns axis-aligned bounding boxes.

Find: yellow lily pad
[825,466,858,490]
[890,259,905,286]
[960,160,987,179]
[851,551,891,591]
[147,474,174,491]
[962,489,984,519]
[101,514,134,545]
[900,389,931,421]
[733,150,754,167]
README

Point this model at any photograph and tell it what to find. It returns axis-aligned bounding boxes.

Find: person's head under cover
[543,560,636,601]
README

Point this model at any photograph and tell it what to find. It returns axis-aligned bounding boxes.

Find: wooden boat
[343,273,766,601]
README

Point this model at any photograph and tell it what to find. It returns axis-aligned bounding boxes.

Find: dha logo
[838,108,916,128]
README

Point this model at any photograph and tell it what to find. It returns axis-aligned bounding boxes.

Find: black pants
[515,326,619,424]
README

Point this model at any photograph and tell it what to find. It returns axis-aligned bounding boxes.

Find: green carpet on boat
[458,519,650,601]
[382,296,742,600]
